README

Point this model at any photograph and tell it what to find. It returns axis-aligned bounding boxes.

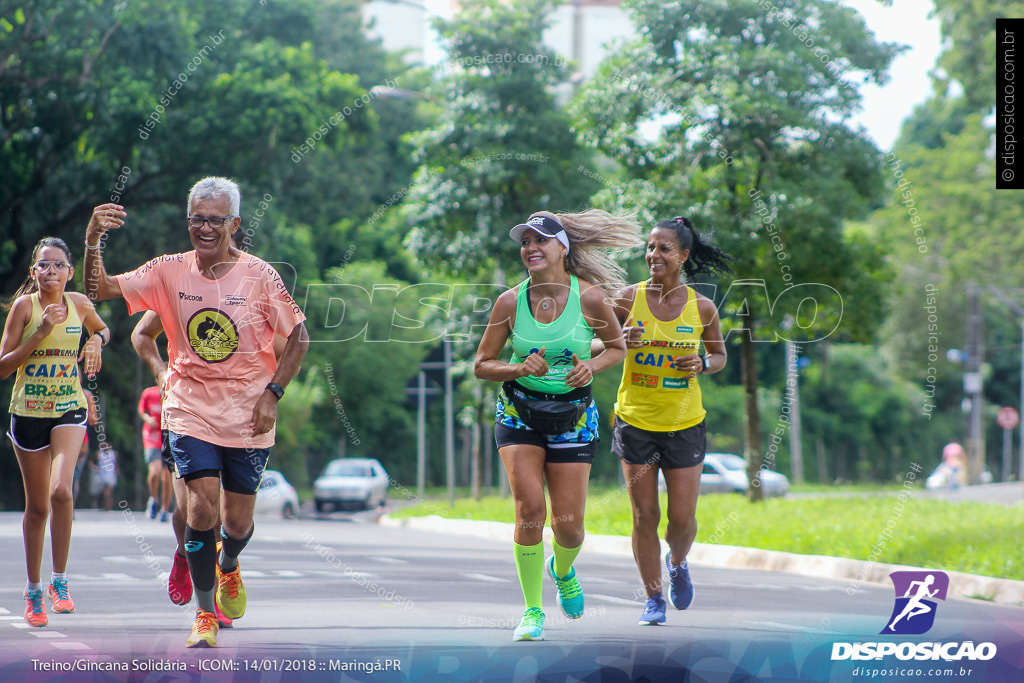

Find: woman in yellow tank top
[0,237,109,628]
[608,216,734,625]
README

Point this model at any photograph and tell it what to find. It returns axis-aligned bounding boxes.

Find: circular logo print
[187,308,239,363]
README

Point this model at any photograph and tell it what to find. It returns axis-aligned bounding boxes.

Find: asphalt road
[0,508,1021,683]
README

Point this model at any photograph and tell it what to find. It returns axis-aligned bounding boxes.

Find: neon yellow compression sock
[513,541,544,609]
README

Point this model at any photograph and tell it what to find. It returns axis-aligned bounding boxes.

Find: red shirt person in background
[139,385,171,521]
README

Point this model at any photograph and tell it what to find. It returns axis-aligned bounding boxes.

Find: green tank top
[508,275,594,394]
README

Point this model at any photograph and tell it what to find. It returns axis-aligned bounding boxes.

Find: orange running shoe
[185,609,218,648]
[168,552,192,605]
[24,589,48,627]
[47,578,75,614]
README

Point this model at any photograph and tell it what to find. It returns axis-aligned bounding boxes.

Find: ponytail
[655,216,734,279]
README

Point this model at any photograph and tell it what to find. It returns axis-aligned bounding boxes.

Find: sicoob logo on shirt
[187,308,239,362]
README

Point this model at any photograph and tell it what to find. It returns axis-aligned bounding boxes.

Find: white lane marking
[368,556,408,564]
[0,616,24,621]
[51,642,91,650]
[9,622,30,629]
[72,573,140,582]
[588,593,643,606]
[29,631,67,638]
[741,620,843,634]
[710,581,843,592]
[460,573,511,583]
[579,576,625,585]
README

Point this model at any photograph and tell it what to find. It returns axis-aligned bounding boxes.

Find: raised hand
[86,204,126,244]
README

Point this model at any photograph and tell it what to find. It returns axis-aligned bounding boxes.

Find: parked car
[659,453,790,497]
[255,469,299,518]
[313,458,389,512]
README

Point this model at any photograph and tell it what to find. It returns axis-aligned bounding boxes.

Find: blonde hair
[547,209,644,295]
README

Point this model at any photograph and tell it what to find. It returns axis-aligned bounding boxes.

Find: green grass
[391,486,1024,581]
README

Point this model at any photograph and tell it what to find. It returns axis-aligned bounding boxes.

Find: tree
[573,0,901,500]
[869,0,1024,479]
[0,0,434,506]
[400,0,600,280]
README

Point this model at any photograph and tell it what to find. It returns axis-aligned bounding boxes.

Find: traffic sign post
[997,406,1019,482]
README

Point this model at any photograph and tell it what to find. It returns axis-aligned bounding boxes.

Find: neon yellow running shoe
[512,607,545,641]
[185,609,218,648]
[216,563,247,619]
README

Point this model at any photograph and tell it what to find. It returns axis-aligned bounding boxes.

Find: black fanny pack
[502,381,592,435]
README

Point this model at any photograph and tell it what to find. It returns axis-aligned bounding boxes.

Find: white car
[313,458,389,512]
[255,469,299,518]
[659,453,790,497]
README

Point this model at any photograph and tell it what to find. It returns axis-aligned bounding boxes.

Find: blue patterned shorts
[493,385,599,463]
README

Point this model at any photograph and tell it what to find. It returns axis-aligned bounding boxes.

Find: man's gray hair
[187,176,241,216]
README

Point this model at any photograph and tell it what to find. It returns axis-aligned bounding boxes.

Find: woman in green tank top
[474,209,641,641]
[0,237,109,627]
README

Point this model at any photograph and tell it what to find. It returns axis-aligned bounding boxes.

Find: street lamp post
[965,282,985,484]
[987,286,1024,483]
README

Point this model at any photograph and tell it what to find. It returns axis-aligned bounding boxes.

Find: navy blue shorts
[168,431,270,495]
[160,429,174,472]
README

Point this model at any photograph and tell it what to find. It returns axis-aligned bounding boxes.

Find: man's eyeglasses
[34,261,71,272]
[187,215,235,229]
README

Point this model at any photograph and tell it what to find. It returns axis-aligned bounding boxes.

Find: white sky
[842,0,943,150]
[374,0,943,151]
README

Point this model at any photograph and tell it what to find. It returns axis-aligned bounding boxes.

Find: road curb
[380,514,1024,608]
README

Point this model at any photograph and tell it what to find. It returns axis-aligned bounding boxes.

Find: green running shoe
[546,555,584,619]
[512,607,545,641]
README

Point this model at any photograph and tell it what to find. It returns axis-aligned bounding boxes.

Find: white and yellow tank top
[8,293,87,417]
[614,282,705,431]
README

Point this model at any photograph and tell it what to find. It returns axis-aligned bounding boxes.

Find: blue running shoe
[512,607,545,641]
[546,556,584,619]
[666,552,694,609]
[639,594,666,625]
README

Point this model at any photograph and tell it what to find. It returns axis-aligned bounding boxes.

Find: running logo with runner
[187,308,239,363]
[880,570,949,635]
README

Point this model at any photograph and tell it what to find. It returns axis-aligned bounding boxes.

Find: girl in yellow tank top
[0,237,109,628]
[607,216,734,625]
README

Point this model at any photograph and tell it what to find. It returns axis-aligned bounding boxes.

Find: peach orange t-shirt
[116,251,305,449]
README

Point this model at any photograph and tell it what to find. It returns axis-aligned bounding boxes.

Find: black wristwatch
[266,382,284,400]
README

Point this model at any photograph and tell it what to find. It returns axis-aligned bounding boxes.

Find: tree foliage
[401,0,600,280]
[574,0,901,499]
[0,0,432,507]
